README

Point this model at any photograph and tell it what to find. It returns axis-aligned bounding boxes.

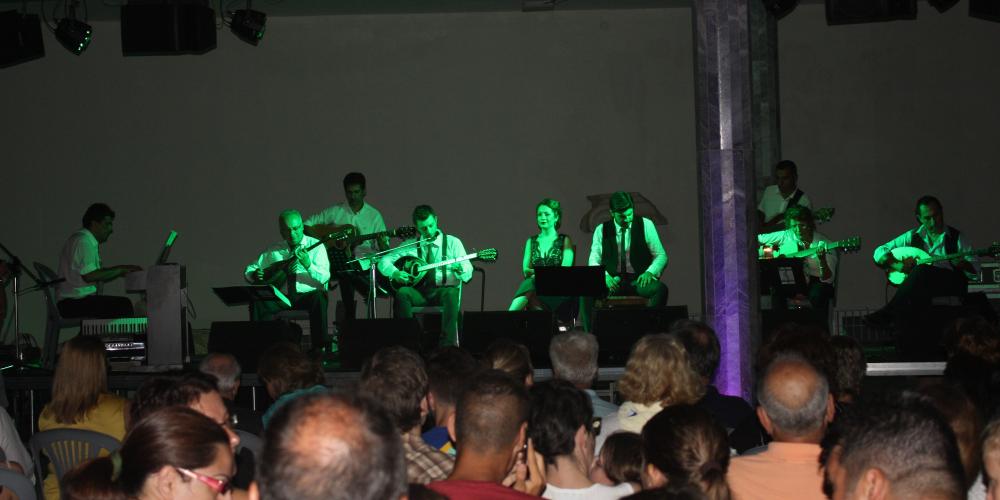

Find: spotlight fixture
[55,17,92,55]
[230,8,266,45]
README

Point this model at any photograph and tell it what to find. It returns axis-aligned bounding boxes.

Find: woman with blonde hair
[38,335,127,499]
[596,334,703,453]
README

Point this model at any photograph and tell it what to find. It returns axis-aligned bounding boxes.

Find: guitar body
[389,256,429,290]
[886,246,935,286]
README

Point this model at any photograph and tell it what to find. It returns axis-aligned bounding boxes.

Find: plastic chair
[0,468,36,500]
[29,428,120,495]
[33,263,89,369]
[235,429,262,458]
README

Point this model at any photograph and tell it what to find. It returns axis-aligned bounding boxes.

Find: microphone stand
[0,241,46,365]
[347,238,426,319]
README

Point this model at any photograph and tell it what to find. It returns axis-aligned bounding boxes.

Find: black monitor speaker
[208,321,302,372]
[121,2,216,55]
[339,318,425,370]
[0,11,44,68]
[593,306,689,366]
[970,0,1000,22]
[825,0,917,25]
[460,311,555,368]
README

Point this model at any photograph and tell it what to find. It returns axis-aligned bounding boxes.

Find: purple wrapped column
[692,0,759,400]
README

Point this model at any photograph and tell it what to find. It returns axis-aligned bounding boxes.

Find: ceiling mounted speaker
[825,0,917,25]
[970,0,1000,22]
[764,0,799,20]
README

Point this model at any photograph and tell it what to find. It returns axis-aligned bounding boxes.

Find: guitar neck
[920,249,976,265]
[416,253,477,273]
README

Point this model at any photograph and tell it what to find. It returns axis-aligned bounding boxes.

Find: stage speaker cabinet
[0,11,44,68]
[825,0,916,25]
[593,306,689,366]
[970,0,1000,22]
[339,318,424,371]
[208,320,302,373]
[121,1,216,56]
[460,311,555,368]
[147,264,186,368]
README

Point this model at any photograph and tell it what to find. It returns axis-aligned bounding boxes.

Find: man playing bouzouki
[245,209,331,352]
[866,195,978,330]
[304,172,389,322]
[378,205,473,346]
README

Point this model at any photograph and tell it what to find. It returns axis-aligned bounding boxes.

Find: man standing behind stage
[379,205,472,346]
[758,160,813,234]
[582,192,668,329]
[866,195,977,329]
[246,210,331,352]
[57,203,142,318]
[305,172,389,321]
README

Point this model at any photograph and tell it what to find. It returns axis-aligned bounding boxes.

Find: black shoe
[864,310,894,330]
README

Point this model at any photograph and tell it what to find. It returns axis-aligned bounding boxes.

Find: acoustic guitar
[760,236,861,260]
[885,242,1000,286]
[258,228,352,287]
[387,248,498,290]
[322,226,417,273]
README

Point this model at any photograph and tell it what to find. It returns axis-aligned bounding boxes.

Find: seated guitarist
[245,210,331,352]
[867,195,977,330]
[758,205,837,321]
[378,205,472,346]
[758,160,813,234]
[304,172,389,322]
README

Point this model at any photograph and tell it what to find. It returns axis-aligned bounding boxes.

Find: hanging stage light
[231,8,266,45]
[55,17,91,55]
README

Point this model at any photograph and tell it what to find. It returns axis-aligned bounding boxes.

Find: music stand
[758,258,808,297]
[212,285,291,308]
[346,238,425,319]
[534,266,608,297]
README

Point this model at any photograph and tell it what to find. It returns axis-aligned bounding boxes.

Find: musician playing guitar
[304,172,389,322]
[245,209,331,352]
[758,205,838,321]
[378,205,473,347]
[758,160,814,234]
[866,195,977,330]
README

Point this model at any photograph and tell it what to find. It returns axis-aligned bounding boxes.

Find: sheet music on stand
[212,285,291,308]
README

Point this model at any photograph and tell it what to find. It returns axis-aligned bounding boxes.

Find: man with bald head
[246,209,331,352]
[250,391,407,500]
[727,353,835,500]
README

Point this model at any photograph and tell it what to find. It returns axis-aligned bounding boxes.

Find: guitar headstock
[475,248,499,263]
[836,236,861,254]
[391,226,417,239]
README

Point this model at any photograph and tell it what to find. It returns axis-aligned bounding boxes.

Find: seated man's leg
[636,278,668,307]
[337,275,358,322]
[429,286,461,347]
[886,266,967,317]
[295,290,329,352]
[808,281,835,325]
[249,298,282,322]
[393,286,427,319]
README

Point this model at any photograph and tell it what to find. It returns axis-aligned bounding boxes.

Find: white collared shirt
[758,185,813,222]
[587,217,668,277]
[378,231,473,287]
[873,226,976,271]
[758,229,838,283]
[57,228,101,300]
[305,202,387,257]
[244,235,331,294]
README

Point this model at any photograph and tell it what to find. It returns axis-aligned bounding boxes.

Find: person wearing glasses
[63,406,235,499]
[527,380,633,499]
[581,191,668,331]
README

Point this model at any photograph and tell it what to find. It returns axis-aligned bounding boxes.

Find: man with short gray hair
[727,354,834,500]
[199,352,261,434]
[548,332,617,417]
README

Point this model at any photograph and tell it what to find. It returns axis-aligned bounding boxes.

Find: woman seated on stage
[38,335,128,500]
[509,198,575,311]
[63,406,234,500]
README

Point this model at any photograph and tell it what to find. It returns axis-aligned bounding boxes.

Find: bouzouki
[388,248,498,291]
[322,226,417,273]
[258,228,352,287]
[885,242,1000,286]
[760,236,862,260]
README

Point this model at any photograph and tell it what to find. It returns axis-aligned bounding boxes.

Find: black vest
[601,219,652,276]
[911,226,960,255]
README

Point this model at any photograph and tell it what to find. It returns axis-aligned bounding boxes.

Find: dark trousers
[336,272,372,321]
[580,274,669,331]
[58,295,134,318]
[251,290,329,351]
[393,285,461,346]
[881,265,968,320]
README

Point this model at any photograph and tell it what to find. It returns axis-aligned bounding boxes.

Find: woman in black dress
[509,198,575,310]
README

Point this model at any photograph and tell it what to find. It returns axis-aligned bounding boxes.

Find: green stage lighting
[55,17,91,55]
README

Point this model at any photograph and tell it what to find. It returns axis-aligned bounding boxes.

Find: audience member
[129,372,240,452]
[483,339,535,388]
[423,346,481,456]
[358,346,454,484]
[428,370,545,499]
[62,406,233,500]
[251,391,407,500]
[528,379,634,499]
[257,342,326,427]
[821,397,965,500]
[640,404,730,500]
[199,352,262,434]
[671,319,754,433]
[590,432,642,491]
[829,336,866,408]
[727,354,833,500]
[549,332,618,418]
[944,318,1000,420]
[597,334,702,453]
[38,335,127,500]
[915,381,984,497]
[621,483,709,500]
[0,406,32,482]
[982,416,1000,500]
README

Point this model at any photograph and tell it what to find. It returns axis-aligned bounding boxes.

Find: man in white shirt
[378,205,472,346]
[305,172,389,322]
[246,210,331,352]
[581,191,668,330]
[757,205,837,321]
[866,195,976,331]
[57,203,142,318]
[758,160,813,234]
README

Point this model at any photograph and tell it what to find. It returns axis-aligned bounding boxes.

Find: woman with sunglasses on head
[63,406,234,500]
[528,380,634,499]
